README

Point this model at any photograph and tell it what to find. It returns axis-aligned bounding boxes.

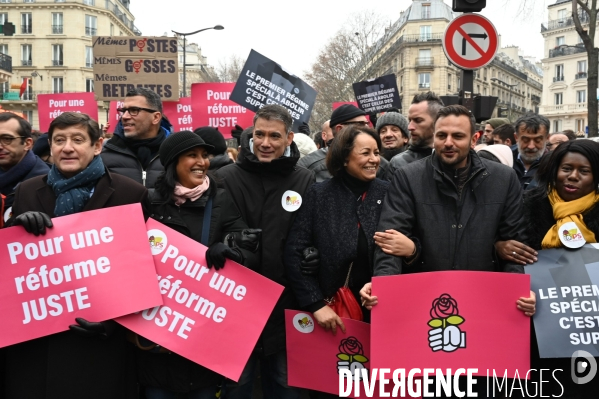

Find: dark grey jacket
[297,147,393,182]
[389,145,433,170]
[374,150,526,276]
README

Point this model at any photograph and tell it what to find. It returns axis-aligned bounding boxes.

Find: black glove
[13,211,53,236]
[368,113,378,129]
[300,247,320,276]
[239,228,262,252]
[231,124,243,146]
[298,122,311,135]
[206,242,243,270]
[69,318,116,339]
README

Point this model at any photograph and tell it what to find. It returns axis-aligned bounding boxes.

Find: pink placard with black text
[37,92,99,131]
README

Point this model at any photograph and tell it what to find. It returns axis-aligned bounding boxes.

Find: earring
[344,162,348,166]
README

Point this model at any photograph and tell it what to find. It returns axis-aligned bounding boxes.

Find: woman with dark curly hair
[495,139,599,398]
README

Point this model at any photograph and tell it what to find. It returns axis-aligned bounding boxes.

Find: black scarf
[0,150,37,194]
[340,170,372,198]
[409,144,433,155]
[121,129,166,169]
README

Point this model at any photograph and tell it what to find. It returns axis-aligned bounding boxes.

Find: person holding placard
[3,112,149,399]
[495,139,599,397]
[134,130,261,399]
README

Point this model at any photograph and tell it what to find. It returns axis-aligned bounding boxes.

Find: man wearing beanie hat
[215,104,314,398]
[483,117,510,145]
[376,110,409,161]
[298,103,392,182]
[194,126,233,171]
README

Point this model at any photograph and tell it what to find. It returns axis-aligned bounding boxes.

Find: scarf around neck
[541,188,599,249]
[122,128,166,169]
[173,176,210,206]
[47,156,106,216]
[0,150,37,193]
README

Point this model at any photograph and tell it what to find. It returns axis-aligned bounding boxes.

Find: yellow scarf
[541,188,599,249]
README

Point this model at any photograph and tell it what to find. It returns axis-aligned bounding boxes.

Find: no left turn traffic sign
[443,14,499,70]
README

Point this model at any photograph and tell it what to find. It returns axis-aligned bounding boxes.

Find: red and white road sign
[443,13,499,70]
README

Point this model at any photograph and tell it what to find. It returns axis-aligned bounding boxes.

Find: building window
[419,25,432,41]
[421,4,431,19]
[83,0,95,5]
[555,93,563,105]
[578,60,587,73]
[23,0,35,3]
[0,44,7,56]
[85,15,97,36]
[556,36,565,46]
[400,75,403,92]
[557,8,567,21]
[110,23,114,36]
[483,88,487,96]
[0,0,12,3]
[576,119,585,134]
[457,77,461,90]
[52,77,63,93]
[21,13,32,34]
[553,120,562,133]
[23,110,33,123]
[476,85,480,94]
[85,46,93,67]
[52,13,63,34]
[555,64,564,81]
[55,0,65,2]
[418,73,431,89]
[21,77,32,100]
[577,90,586,103]
[86,79,94,92]
[0,13,7,34]
[52,44,63,66]
[21,44,32,66]
[448,74,452,90]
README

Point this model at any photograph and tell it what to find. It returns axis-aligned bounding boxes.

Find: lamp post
[172,25,224,97]
[491,77,518,121]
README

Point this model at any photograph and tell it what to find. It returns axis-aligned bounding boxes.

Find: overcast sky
[130,0,553,80]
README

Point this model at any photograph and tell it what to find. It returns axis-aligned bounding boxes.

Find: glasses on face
[51,136,89,147]
[116,107,158,117]
[341,121,370,127]
[0,135,25,146]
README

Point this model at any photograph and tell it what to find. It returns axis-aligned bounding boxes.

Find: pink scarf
[173,176,210,206]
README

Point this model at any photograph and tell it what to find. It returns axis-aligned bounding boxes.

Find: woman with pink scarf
[136,130,260,399]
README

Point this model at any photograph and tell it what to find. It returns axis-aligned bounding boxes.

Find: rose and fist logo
[428,293,466,352]
[337,337,369,380]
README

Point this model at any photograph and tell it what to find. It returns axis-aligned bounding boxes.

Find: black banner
[352,74,401,114]
[229,50,317,131]
[525,245,599,358]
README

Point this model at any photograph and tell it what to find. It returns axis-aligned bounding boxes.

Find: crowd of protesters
[1,87,598,399]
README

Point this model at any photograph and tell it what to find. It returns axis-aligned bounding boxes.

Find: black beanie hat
[194,126,227,155]
[159,131,214,168]
[330,104,367,128]
[32,133,50,157]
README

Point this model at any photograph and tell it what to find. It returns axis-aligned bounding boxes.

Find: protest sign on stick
[37,93,99,131]
[352,75,401,114]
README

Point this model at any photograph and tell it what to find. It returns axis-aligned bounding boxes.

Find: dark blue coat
[284,177,389,309]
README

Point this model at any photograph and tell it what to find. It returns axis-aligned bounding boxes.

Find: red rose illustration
[430,293,460,319]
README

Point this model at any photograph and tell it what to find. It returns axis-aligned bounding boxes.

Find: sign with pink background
[37,92,99,131]
[162,97,193,132]
[106,100,124,133]
[371,271,530,377]
[191,83,254,138]
[0,204,162,348]
[116,219,284,381]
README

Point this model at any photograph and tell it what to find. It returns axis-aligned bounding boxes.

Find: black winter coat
[512,147,543,191]
[284,177,389,309]
[136,182,257,393]
[375,151,526,276]
[215,134,314,356]
[389,145,433,170]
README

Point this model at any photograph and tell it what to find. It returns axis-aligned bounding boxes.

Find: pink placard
[0,204,162,348]
[116,219,284,381]
[37,92,99,131]
[162,97,193,132]
[191,83,255,138]
[106,100,124,133]
[371,271,530,377]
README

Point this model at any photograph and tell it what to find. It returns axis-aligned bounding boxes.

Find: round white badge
[3,206,12,223]
[281,190,302,212]
[292,313,315,333]
[147,229,168,255]
[559,221,586,249]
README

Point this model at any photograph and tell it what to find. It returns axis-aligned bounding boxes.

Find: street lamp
[491,77,518,121]
[172,25,224,97]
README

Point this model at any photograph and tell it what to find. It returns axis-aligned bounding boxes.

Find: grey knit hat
[375,112,409,138]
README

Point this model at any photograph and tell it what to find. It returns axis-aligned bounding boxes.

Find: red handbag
[325,263,363,321]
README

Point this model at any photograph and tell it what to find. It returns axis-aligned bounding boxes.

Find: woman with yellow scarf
[497,139,599,398]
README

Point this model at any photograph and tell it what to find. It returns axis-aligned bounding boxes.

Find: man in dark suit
[3,112,148,399]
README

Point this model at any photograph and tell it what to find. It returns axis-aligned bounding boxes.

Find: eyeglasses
[0,135,25,146]
[116,107,158,116]
[340,121,370,127]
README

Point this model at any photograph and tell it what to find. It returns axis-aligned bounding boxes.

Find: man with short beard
[376,110,409,161]
[389,92,444,170]
[512,114,550,190]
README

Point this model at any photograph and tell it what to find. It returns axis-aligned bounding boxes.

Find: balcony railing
[542,103,588,113]
[541,12,590,32]
[553,76,565,82]
[418,83,431,89]
[52,25,63,34]
[21,60,32,66]
[85,27,97,36]
[0,53,12,73]
[415,57,434,67]
[85,62,93,68]
[575,71,588,79]
[549,45,586,58]
[531,95,541,103]
[401,33,444,43]
[21,25,32,34]
[52,60,63,66]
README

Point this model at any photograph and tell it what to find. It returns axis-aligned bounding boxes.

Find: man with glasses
[0,113,49,227]
[546,132,572,152]
[101,87,173,189]
[298,104,392,181]
[512,114,550,190]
